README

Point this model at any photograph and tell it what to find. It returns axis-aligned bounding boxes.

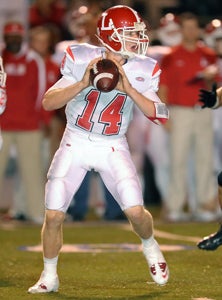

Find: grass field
[0,208,221,300]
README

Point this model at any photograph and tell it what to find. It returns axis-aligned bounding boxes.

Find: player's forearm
[127,87,156,117]
[42,81,86,111]
[217,87,222,107]
[157,85,168,105]
[127,87,169,124]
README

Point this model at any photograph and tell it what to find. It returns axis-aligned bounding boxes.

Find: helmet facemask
[110,20,149,58]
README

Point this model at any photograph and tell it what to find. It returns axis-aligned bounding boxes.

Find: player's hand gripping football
[199,82,219,109]
[82,57,102,88]
[113,60,132,93]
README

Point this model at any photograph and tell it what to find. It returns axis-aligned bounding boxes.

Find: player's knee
[125,205,144,225]
[218,171,222,187]
[45,210,65,228]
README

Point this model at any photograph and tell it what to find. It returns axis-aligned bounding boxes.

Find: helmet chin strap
[120,50,135,59]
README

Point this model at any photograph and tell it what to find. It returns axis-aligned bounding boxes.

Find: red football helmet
[97,5,149,58]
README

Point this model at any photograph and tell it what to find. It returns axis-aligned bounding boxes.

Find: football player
[0,56,7,150]
[28,5,169,293]
[197,84,222,250]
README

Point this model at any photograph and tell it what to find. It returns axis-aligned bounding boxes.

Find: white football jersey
[51,43,162,137]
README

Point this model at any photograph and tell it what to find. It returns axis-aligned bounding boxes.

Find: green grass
[0,214,221,300]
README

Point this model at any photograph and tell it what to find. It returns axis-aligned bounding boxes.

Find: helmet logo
[134,22,146,30]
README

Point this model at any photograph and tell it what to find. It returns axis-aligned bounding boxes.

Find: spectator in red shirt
[159,12,218,222]
[0,21,46,223]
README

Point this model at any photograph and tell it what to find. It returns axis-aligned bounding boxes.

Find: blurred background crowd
[0,0,222,224]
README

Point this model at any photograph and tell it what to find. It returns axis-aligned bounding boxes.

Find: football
[90,59,119,92]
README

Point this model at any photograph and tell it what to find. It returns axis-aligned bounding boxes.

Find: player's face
[122,30,141,54]
[106,50,126,65]
[30,31,51,57]
[4,35,23,54]
[181,19,200,42]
